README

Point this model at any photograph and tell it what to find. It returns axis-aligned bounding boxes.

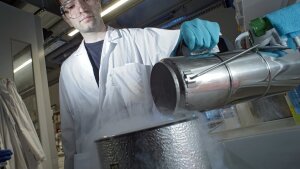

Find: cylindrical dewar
[150,49,300,113]
[96,115,211,169]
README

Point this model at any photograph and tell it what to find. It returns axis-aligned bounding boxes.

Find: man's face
[60,0,102,33]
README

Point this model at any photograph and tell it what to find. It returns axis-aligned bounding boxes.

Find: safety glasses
[60,0,91,19]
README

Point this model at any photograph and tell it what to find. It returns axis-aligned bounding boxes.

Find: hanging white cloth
[0,78,45,169]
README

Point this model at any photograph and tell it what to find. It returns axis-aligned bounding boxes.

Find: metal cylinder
[150,49,300,113]
[96,114,211,169]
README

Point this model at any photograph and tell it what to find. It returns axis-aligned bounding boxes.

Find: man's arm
[59,75,76,169]
[134,28,180,65]
[133,18,220,65]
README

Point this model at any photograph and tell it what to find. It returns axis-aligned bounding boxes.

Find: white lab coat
[59,26,180,169]
[0,78,45,169]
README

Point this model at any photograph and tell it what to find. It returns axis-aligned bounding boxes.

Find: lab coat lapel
[98,27,122,106]
[74,42,99,94]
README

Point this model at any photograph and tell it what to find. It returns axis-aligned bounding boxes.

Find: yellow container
[285,95,300,125]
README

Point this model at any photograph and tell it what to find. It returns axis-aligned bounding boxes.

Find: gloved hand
[0,149,13,164]
[180,18,220,51]
[286,30,300,49]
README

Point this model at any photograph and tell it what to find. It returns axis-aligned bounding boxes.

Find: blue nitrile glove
[265,3,300,49]
[180,18,220,51]
[286,30,300,49]
[0,149,13,163]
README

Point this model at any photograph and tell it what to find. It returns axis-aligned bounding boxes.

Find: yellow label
[285,95,300,125]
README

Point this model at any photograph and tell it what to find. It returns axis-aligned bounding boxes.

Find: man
[57,0,220,168]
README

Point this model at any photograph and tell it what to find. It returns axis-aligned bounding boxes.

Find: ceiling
[2,0,226,86]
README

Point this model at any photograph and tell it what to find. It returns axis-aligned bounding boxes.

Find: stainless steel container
[96,114,211,169]
[150,49,300,113]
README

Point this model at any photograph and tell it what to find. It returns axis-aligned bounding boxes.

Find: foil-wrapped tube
[150,49,300,113]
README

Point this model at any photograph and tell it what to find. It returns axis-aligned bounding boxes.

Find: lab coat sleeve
[59,73,75,169]
[134,28,180,65]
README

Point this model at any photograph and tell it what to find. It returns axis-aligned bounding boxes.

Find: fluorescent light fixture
[101,0,129,17]
[14,59,32,73]
[68,29,79,37]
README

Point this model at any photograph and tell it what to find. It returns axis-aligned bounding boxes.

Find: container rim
[95,113,199,142]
